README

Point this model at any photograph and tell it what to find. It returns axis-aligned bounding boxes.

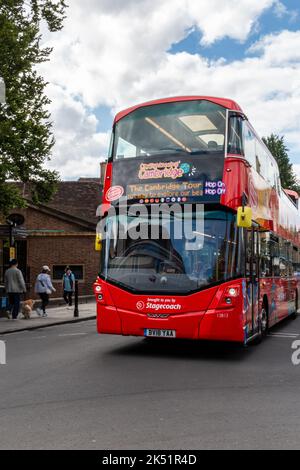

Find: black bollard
[74,280,79,317]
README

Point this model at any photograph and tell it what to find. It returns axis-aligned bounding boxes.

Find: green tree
[0,0,67,215]
[263,133,300,194]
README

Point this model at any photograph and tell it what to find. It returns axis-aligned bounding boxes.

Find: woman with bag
[34,266,56,317]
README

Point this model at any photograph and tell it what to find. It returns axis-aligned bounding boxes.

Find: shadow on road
[269,314,299,334]
[105,337,256,362]
[102,314,299,363]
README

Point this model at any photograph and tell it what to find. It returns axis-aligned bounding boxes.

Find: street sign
[12,227,27,238]
[9,247,16,260]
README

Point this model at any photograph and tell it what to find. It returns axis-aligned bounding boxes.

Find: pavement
[0,313,300,449]
[0,301,96,335]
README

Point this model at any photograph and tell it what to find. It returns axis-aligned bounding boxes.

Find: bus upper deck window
[228,115,244,155]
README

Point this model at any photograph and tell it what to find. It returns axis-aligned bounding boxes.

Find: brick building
[0,178,102,299]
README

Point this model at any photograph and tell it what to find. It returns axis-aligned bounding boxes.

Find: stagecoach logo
[105,185,124,202]
[136,298,182,312]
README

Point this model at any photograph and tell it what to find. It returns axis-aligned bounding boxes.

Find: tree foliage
[0,0,67,215]
[263,133,300,194]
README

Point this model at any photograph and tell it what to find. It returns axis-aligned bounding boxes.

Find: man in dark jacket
[4,259,26,319]
[62,266,75,308]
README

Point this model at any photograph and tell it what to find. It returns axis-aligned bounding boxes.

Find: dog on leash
[21,299,36,319]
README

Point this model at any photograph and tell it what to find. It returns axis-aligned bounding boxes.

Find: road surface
[0,316,300,449]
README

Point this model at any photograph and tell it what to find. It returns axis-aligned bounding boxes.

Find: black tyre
[261,304,268,335]
[253,302,268,345]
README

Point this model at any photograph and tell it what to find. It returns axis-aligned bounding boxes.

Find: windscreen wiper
[156,147,187,153]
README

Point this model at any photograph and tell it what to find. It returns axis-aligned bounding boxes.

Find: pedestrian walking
[34,266,56,317]
[4,259,27,319]
[62,266,75,308]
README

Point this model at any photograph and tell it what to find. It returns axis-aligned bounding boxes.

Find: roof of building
[12,179,102,228]
[45,180,101,224]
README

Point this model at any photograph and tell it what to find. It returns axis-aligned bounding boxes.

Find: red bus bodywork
[95,96,300,344]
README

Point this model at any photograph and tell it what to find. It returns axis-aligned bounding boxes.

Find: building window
[52,265,84,281]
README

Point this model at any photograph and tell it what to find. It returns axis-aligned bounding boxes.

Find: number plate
[144,328,176,338]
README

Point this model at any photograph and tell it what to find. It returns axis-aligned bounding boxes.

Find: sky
[38,0,300,181]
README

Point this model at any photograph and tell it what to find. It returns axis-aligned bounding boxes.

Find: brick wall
[3,180,102,299]
[27,234,100,298]
[26,206,88,232]
[25,207,100,298]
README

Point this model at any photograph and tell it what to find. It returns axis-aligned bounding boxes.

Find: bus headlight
[228,288,237,296]
[215,285,240,309]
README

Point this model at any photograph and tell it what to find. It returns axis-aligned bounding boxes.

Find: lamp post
[74,280,79,317]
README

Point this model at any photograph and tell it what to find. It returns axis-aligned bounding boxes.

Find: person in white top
[34,266,56,317]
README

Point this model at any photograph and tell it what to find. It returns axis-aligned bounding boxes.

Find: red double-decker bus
[94,96,300,345]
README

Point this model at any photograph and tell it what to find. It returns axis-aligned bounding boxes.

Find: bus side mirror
[95,233,102,251]
[237,206,252,228]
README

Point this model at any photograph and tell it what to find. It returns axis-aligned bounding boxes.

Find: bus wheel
[254,303,268,344]
[261,304,268,335]
[291,291,298,320]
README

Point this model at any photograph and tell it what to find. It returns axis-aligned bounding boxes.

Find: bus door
[246,227,260,335]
